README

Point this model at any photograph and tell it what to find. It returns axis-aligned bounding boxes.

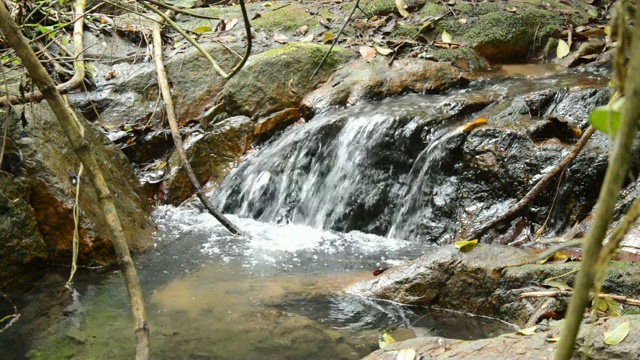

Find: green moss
[252,4,312,33]
[361,0,427,17]
[392,22,419,38]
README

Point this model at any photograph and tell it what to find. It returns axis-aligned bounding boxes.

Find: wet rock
[0,172,47,281]
[253,108,304,137]
[302,58,469,112]
[223,42,353,119]
[69,42,243,127]
[0,102,154,281]
[350,244,640,327]
[162,116,253,205]
[362,316,640,360]
[422,1,590,62]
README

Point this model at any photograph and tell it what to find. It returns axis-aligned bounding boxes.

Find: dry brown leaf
[360,46,377,61]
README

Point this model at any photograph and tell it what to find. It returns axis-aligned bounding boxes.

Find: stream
[0,66,610,359]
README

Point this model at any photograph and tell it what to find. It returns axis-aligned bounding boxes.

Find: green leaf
[588,97,625,137]
[517,326,537,336]
[397,348,416,360]
[454,239,478,252]
[379,330,396,349]
[557,39,570,58]
[382,330,396,344]
[545,337,560,343]
[605,297,622,316]
[441,30,452,44]
[86,64,97,79]
[192,26,212,34]
[542,278,572,291]
[603,321,629,345]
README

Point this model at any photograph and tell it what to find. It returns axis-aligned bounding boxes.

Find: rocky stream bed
[2,0,640,359]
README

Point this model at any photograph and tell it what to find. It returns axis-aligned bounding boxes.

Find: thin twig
[310,0,360,80]
[150,13,241,235]
[518,290,640,307]
[140,0,251,79]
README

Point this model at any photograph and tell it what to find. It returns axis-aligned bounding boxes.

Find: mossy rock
[422,0,590,62]
[223,42,353,118]
[360,0,427,17]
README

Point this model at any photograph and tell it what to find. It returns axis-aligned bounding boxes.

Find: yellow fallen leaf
[395,0,410,18]
[603,321,629,345]
[557,39,570,59]
[517,326,537,336]
[441,30,452,44]
[458,117,487,132]
[454,239,478,252]
[322,32,336,44]
[263,2,273,6]
[192,26,212,34]
[374,45,394,56]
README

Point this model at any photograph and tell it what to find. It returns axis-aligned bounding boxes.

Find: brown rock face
[302,58,470,113]
[163,116,254,205]
[0,102,155,281]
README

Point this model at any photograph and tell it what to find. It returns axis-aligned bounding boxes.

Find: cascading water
[214,93,483,237]
[214,72,610,243]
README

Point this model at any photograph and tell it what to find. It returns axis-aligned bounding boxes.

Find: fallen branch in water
[465,125,596,241]
[150,13,241,235]
[518,290,640,307]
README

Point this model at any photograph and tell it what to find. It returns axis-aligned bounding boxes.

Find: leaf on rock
[322,32,336,44]
[360,46,377,61]
[545,337,560,343]
[517,326,537,336]
[542,278,572,291]
[557,39,570,59]
[458,117,487,132]
[455,239,478,252]
[397,348,416,360]
[603,321,629,345]
[588,97,625,137]
[192,26,212,34]
[395,0,410,18]
[379,330,396,349]
[274,33,289,44]
[605,297,622,316]
[441,30,452,44]
[300,34,314,42]
[374,45,394,56]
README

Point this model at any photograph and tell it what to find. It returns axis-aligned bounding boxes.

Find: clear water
[2,207,515,359]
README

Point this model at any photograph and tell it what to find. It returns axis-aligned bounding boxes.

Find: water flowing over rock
[214,71,613,243]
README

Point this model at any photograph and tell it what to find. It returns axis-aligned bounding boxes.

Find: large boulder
[70,41,244,126]
[420,0,590,62]
[223,42,353,119]
[302,57,471,112]
[0,102,154,282]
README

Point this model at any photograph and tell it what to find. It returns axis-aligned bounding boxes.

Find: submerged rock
[0,103,154,281]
